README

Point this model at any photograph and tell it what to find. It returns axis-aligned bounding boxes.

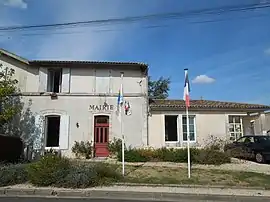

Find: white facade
[0,50,148,158]
[1,49,270,157]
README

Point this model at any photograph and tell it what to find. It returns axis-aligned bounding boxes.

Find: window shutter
[38,67,48,92]
[61,68,71,93]
[59,115,70,150]
[33,115,44,150]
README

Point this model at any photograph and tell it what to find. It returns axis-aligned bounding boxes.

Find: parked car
[224,135,270,163]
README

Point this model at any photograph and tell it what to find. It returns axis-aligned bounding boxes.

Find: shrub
[56,164,99,188]
[194,149,231,165]
[71,141,93,159]
[27,153,71,186]
[108,138,123,155]
[55,163,121,188]
[0,163,28,187]
[117,148,149,162]
[116,146,229,165]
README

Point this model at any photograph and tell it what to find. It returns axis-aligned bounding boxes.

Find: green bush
[93,163,121,181]
[56,164,99,188]
[0,164,28,187]
[116,147,230,165]
[194,149,231,165]
[117,148,149,162]
[55,162,121,188]
[71,141,93,159]
[108,138,123,155]
[27,153,71,186]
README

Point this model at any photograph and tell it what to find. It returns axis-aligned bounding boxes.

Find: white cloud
[1,0,27,9]
[192,75,215,84]
[264,48,270,55]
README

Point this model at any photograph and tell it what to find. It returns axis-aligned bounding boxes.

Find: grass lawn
[117,165,270,188]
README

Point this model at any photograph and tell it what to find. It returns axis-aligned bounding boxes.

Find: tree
[148,76,170,99]
[0,64,37,146]
[0,64,21,124]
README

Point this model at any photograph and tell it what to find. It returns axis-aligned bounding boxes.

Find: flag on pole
[183,69,190,107]
[124,101,131,116]
[116,74,124,119]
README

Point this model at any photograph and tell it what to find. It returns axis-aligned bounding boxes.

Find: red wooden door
[94,116,109,157]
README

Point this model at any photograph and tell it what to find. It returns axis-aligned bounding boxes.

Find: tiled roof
[0,49,148,72]
[30,60,148,72]
[30,60,147,67]
[150,99,270,111]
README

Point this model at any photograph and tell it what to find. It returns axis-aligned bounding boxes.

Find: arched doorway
[94,115,109,157]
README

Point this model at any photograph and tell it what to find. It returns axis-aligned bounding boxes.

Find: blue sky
[1,0,270,104]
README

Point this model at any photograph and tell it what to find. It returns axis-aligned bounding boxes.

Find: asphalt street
[0,196,270,202]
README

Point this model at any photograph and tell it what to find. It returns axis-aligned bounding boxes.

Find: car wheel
[255,153,265,163]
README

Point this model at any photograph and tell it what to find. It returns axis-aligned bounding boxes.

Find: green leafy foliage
[27,153,71,186]
[117,147,230,165]
[148,76,170,99]
[0,163,28,187]
[26,153,121,188]
[56,164,99,188]
[108,138,123,155]
[71,141,93,159]
[0,65,21,124]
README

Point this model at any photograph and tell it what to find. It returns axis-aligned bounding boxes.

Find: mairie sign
[88,104,114,111]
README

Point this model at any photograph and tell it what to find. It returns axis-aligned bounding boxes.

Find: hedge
[117,147,231,165]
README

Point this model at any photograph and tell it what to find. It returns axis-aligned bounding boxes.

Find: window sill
[165,141,179,143]
[182,141,196,143]
[45,147,60,150]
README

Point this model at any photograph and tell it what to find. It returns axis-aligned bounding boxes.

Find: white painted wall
[148,111,249,148]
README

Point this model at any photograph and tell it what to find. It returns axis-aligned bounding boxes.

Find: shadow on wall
[0,97,40,161]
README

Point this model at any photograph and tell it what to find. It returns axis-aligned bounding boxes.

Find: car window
[236,137,254,143]
[236,137,246,143]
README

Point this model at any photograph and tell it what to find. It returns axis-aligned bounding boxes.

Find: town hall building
[1,49,270,158]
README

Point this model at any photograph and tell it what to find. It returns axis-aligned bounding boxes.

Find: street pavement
[0,196,270,202]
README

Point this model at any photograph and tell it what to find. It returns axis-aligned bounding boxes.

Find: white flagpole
[120,73,125,177]
[186,105,191,179]
[184,68,191,179]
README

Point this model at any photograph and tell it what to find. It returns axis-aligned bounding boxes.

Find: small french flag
[183,68,190,108]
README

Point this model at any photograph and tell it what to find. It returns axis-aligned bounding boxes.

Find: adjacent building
[0,49,270,158]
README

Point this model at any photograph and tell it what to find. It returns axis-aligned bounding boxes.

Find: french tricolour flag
[183,69,190,108]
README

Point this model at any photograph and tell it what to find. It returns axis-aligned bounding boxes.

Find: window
[165,115,178,142]
[228,115,243,141]
[236,136,254,143]
[182,115,196,142]
[45,116,60,148]
[47,68,62,93]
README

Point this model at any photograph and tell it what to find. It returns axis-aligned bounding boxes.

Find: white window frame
[44,115,61,150]
[164,115,179,143]
[228,115,243,141]
[47,68,62,93]
[182,115,196,143]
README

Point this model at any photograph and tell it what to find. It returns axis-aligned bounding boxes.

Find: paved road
[0,196,270,202]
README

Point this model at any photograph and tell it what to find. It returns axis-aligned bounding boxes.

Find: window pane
[182,124,187,133]
[190,132,195,141]
[235,116,241,123]
[189,117,194,125]
[189,125,195,133]
[182,116,187,124]
[165,115,178,141]
[183,132,187,141]
[235,124,242,132]
[229,116,234,123]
